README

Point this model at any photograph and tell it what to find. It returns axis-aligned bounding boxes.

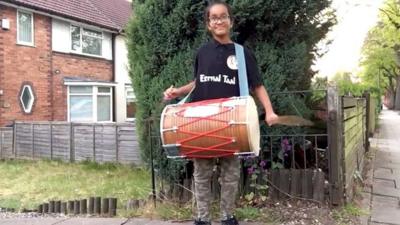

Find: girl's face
[207,4,232,39]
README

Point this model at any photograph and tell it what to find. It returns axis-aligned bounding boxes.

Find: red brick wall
[52,53,113,121]
[0,6,4,126]
[0,6,52,126]
[0,6,113,126]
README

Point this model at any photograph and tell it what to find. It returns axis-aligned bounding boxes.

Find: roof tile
[2,0,132,31]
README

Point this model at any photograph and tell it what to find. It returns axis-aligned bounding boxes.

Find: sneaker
[193,219,211,225]
[221,216,239,225]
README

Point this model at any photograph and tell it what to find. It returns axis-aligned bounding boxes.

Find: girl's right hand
[163,85,180,101]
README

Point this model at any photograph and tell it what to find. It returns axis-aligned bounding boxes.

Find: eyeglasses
[208,15,230,24]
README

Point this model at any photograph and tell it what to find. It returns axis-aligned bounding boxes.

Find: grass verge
[0,159,150,211]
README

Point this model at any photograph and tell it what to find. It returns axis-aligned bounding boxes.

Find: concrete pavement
[0,217,266,225]
[364,109,400,225]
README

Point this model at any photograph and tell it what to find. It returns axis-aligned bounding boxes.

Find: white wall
[52,19,113,60]
[114,34,132,122]
[52,19,70,53]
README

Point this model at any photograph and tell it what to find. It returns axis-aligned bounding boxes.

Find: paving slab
[393,169,400,175]
[373,178,396,188]
[375,162,400,170]
[367,110,400,225]
[371,195,400,224]
[374,168,395,183]
[56,218,126,225]
[375,156,400,164]
[0,218,63,225]
[376,151,400,157]
[373,180,400,198]
[122,218,194,225]
[378,176,400,189]
[375,151,400,158]
[130,219,267,225]
[0,218,267,225]
[123,219,265,225]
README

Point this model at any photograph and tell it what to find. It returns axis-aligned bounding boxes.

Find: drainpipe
[112,33,116,122]
[49,18,54,121]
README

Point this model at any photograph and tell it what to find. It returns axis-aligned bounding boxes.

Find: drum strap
[234,43,249,96]
[178,85,195,105]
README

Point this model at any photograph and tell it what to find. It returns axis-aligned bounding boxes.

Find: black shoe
[194,219,211,225]
[221,216,239,225]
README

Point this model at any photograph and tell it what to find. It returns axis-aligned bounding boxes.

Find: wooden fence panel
[359,101,367,168]
[343,97,357,108]
[73,124,95,162]
[279,170,290,199]
[342,98,367,202]
[0,127,14,159]
[94,125,117,163]
[343,107,358,121]
[15,123,34,159]
[267,169,325,202]
[117,124,141,165]
[2,122,141,165]
[51,123,71,161]
[368,98,377,136]
[289,169,301,197]
[33,124,51,159]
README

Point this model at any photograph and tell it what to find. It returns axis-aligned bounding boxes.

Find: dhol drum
[160,96,260,159]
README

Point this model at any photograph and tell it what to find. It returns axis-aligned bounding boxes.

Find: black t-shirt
[191,39,263,102]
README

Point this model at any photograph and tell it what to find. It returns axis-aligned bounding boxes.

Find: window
[97,87,111,121]
[68,86,112,122]
[69,86,93,122]
[125,86,137,121]
[71,25,102,56]
[19,84,35,113]
[17,10,34,46]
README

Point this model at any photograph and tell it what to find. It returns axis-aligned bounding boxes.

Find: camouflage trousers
[193,157,240,222]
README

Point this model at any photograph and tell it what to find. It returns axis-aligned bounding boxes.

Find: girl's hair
[203,0,233,25]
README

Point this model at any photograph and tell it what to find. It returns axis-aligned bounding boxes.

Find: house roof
[1,0,132,31]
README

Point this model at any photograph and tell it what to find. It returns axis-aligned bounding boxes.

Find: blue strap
[234,43,249,96]
[177,85,195,105]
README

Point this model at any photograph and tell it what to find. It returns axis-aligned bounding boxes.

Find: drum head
[246,96,260,156]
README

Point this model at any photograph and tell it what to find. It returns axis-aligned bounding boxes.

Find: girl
[163,1,278,224]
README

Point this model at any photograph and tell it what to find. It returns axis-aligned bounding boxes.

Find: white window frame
[125,85,137,121]
[70,25,103,57]
[67,85,113,122]
[17,10,34,46]
[20,84,35,113]
[96,86,113,122]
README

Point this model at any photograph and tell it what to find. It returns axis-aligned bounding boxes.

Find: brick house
[0,0,135,126]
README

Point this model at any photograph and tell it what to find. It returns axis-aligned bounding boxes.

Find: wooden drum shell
[160,96,260,158]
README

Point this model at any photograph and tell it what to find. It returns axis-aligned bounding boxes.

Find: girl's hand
[163,85,180,101]
[265,112,279,126]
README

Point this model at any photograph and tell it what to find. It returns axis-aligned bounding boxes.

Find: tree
[126,0,335,183]
[332,72,368,96]
[360,0,400,109]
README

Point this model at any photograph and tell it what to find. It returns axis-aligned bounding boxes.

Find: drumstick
[275,115,314,126]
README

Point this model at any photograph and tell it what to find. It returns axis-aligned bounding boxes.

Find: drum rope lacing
[174,98,239,158]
